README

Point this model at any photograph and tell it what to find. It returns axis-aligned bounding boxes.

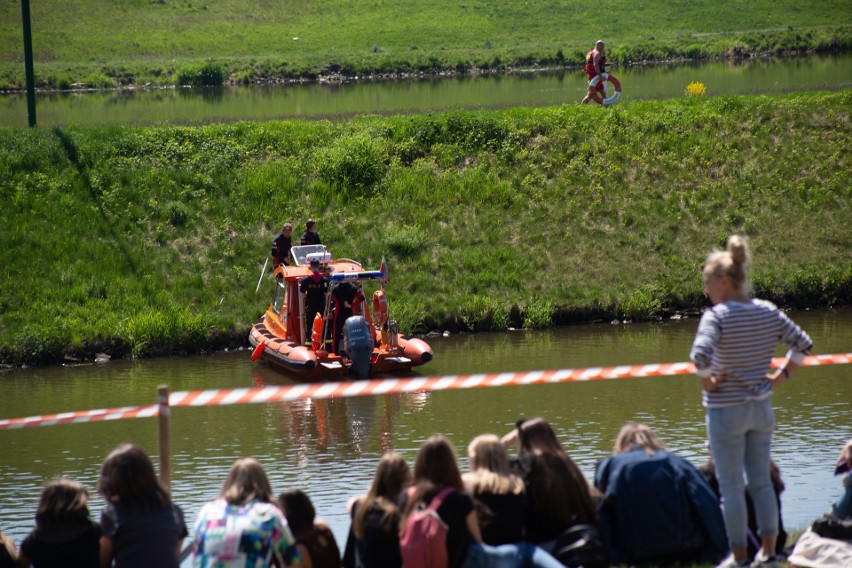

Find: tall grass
[0,91,849,365]
[0,1,850,89]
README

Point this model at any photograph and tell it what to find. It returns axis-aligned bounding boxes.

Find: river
[1,308,850,558]
[1,54,850,127]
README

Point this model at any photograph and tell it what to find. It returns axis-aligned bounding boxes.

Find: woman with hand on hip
[690,235,813,568]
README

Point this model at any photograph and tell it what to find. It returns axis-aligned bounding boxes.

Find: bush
[523,300,555,329]
[176,62,226,87]
[316,134,387,194]
[10,320,71,366]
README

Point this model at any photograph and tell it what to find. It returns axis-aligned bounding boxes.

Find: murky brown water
[1,308,850,558]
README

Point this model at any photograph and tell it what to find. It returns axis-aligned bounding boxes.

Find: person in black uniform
[272,223,293,267]
[300,219,322,246]
[300,259,329,346]
[331,281,363,354]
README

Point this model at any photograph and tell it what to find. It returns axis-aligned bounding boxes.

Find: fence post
[157,385,171,490]
[20,0,37,127]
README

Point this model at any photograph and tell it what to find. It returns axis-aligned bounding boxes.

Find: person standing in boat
[272,223,293,267]
[331,280,364,354]
[581,40,606,104]
[300,219,322,246]
[300,258,329,347]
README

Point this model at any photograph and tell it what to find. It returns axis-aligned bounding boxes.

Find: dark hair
[278,489,315,536]
[306,219,316,230]
[413,434,463,489]
[36,478,91,531]
[353,452,410,539]
[221,458,274,505]
[402,435,464,525]
[517,418,595,524]
[97,444,170,511]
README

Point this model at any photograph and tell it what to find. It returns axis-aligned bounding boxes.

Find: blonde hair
[221,458,274,505]
[466,434,523,495]
[704,235,749,292]
[613,422,663,456]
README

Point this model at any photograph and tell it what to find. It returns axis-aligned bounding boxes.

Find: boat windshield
[290,245,327,266]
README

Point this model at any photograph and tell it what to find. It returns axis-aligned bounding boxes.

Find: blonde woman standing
[690,236,813,568]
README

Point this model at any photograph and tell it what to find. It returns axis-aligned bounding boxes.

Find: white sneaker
[716,553,753,568]
[751,552,781,568]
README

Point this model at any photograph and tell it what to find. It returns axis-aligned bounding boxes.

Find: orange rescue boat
[249,245,433,379]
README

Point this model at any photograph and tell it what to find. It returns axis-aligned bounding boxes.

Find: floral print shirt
[193,498,300,568]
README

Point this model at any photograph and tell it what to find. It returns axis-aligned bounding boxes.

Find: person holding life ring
[581,40,607,104]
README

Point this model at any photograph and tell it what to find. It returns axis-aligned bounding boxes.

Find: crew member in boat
[300,219,322,246]
[272,223,293,267]
[300,258,329,347]
[331,280,364,354]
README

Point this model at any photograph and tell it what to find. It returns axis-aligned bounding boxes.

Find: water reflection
[1,54,849,127]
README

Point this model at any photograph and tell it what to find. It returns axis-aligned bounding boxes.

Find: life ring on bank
[588,72,622,106]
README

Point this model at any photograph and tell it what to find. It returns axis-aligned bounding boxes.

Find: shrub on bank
[175,62,226,87]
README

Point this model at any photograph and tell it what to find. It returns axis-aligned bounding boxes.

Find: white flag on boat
[380,255,390,285]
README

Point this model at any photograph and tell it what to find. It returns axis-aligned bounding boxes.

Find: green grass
[0,1,850,89]
[0,91,849,365]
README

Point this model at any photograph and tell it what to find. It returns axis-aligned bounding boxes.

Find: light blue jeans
[833,473,852,518]
[462,542,565,568]
[707,397,778,549]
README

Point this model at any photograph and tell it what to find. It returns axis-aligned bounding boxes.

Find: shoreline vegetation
[0,0,850,92]
[1,38,850,94]
[1,90,850,368]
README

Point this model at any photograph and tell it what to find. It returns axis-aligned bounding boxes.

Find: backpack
[552,524,609,568]
[399,486,455,568]
[812,513,852,540]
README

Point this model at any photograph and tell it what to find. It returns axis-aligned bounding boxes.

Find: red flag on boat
[380,255,390,285]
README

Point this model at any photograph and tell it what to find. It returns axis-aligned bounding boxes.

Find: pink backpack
[399,486,455,568]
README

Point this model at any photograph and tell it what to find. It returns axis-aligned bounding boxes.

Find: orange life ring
[372,290,388,328]
[311,313,323,351]
[588,73,622,106]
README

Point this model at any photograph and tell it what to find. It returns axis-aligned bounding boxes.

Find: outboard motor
[343,316,373,379]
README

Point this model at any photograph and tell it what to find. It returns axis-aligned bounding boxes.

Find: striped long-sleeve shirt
[690,299,813,408]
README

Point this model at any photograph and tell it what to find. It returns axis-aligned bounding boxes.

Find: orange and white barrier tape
[2,353,850,431]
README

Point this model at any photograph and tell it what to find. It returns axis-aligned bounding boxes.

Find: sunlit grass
[0,91,850,364]
[0,1,850,88]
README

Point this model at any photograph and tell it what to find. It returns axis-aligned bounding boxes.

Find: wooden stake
[157,385,171,491]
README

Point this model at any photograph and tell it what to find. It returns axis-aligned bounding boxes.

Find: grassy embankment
[0,0,850,90]
[1,91,850,366]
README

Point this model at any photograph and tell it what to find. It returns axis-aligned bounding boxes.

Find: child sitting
[17,478,100,568]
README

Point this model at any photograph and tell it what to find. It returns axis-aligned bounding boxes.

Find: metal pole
[20,0,37,127]
[157,385,171,491]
